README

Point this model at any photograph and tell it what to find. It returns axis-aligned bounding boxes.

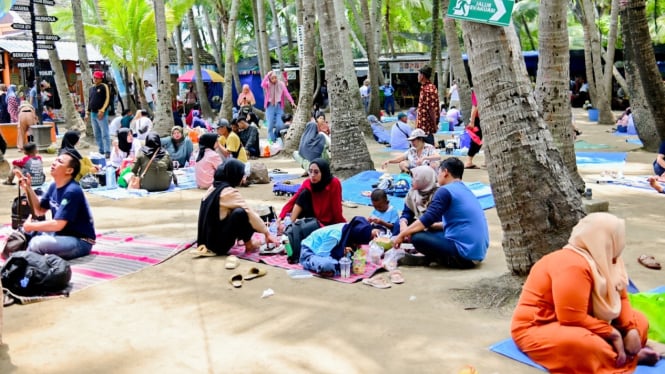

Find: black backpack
[1,251,72,296]
[284,217,321,264]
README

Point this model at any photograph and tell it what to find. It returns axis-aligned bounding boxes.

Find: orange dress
[511,249,649,373]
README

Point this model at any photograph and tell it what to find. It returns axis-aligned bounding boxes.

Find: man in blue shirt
[381,81,395,116]
[394,157,489,268]
[17,149,96,260]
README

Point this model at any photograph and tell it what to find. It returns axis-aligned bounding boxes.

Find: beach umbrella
[177,69,225,83]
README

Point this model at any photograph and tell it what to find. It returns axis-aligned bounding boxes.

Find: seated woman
[59,130,99,182]
[131,132,174,192]
[278,158,345,227]
[110,128,142,169]
[131,109,153,140]
[653,140,665,180]
[195,133,223,189]
[194,159,280,256]
[293,120,330,170]
[511,213,660,372]
[368,115,390,145]
[399,165,439,232]
[300,216,378,275]
[236,84,256,113]
[381,129,440,174]
[161,126,193,168]
[616,108,634,133]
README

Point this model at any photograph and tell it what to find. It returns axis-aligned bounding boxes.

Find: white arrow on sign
[489,0,506,21]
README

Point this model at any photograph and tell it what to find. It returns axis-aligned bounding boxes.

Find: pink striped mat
[1,230,196,305]
[228,239,382,284]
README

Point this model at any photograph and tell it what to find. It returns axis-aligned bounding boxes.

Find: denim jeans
[654,161,665,176]
[27,234,93,260]
[411,231,475,268]
[91,112,110,154]
[384,96,395,115]
[265,104,284,142]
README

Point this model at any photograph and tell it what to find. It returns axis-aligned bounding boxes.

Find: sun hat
[407,128,427,141]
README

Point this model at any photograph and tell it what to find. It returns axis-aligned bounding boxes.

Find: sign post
[446,0,515,27]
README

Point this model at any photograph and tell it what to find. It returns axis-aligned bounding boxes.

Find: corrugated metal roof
[0,39,105,61]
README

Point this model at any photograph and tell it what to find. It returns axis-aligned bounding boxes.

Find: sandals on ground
[638,254,662,270]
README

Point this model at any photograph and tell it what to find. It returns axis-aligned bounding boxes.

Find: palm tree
[187,8,214,120]
[441,0,471,119]
[268,0,285,72]
[153,0,175,134]
[221,0,241,121]
[359,0,383,117]
[621,0,665,148]
[315,0,374,177]
[460,20,585,275]
[35,4,87,135]
[283,0,316,154]
[535,0,585,194]
[70,0,93,137]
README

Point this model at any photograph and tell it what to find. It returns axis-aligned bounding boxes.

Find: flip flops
[464,164,478,169]
[259,243,285,255]
[638,254,661,270]
[190,245,216,258]
[271,168,288,174]
[389,269,405,284]
[229,273,243,288]
[362,276,391,289]
[225,255,239,269]
[342,201,358,208]
[244,267,267,280]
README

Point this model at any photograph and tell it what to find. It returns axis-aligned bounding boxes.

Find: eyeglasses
[308,169,320,175]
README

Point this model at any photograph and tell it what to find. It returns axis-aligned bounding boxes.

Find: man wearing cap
[381,128,439,173]
[214,119,247,163]
[86,71,111,158]
[416,65,439,145]
[390,112,413,150]
[15,150,96,260]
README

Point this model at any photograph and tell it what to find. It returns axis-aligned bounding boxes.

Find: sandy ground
[0,109,663,374]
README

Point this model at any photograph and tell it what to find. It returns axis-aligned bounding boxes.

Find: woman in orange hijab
[511,213,659,373]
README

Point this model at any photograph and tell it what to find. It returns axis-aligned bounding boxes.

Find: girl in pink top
[261,71,296,142]
[195,133,223,189]
[236,84,256,109]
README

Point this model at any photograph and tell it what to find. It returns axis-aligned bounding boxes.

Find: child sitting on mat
[5,143,45,186]
[368,189,400,236]
[300,217,379,276]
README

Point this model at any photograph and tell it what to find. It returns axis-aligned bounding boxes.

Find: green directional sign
[447,0,514,27]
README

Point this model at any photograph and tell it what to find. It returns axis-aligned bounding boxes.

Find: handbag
[128,150,158,190]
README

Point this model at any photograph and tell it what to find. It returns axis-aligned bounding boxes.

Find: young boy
[5,143,45,186]
[368,189,400,236]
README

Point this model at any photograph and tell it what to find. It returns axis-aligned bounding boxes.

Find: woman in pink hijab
[236,84,256,110]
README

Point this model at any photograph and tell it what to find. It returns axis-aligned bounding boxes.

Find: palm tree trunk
[71,0,93,136]
[283,0,316,154]
[315,0,374,177]
[256,0,272,75]
[360,0,382,117]
[187,9,213,120]
[202,7,224,74]
[620,0,665,149]
[384,1,396,57]
[603,0,620,107]
[430,0,444,104]
[442,3,472,119]
[268,0,285,72]
[36,4,87,136]
[461,21,585,275]
[152,0,175,135]
[535,0,585,193]
[221,0,240,121]
[281,0,296,65]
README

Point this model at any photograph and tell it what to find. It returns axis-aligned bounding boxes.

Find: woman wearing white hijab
[511,213,659,372]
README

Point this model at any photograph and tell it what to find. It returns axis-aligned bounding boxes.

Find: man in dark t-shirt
[17,150,96,260]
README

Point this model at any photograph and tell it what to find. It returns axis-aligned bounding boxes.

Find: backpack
[1,251,72,296]
[284,217,321,264]
[393,178,410,197]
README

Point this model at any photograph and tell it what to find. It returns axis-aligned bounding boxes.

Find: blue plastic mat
[575,152,626,165]
[381,116,398,123]
[341,170,495,210]
[86,170,198,199]
[439,148,469,156]
[592,175,664,191]
[626,138,643,146]
[574,140,610,149]
[269,173,301,183]
[436,129,465,135]
[379,147,409,153]
[490,338,664,373]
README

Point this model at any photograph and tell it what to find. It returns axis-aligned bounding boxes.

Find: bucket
[588,108,599,122]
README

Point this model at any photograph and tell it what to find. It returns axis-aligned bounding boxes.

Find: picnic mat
[590,175,664,191]
[574,140,610,149]
[269,172,301,183]
[575,152,626,165]
[227,241,382,284]
[489,338,664,373]
[626,138,644,146]
[1,229,195,304]
[86,168,198,200]
[341,170,495,210]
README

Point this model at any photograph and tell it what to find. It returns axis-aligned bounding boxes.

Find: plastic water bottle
[269,219,277,235]
[188,150,197,167]
[283,236,293,257]
[283,214,292,227]
[339,257,351,278]
[106,166,117,189]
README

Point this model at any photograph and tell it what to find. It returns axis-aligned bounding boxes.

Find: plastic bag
[368,242,384,265]
[628,292,665,343]
[382,248,405,271]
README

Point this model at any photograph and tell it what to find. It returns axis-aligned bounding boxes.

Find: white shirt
[109,116,122,136]
[360,85,370,98]
[144,86,156,103]
[133,117,153,140]
[449,84,459,102]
